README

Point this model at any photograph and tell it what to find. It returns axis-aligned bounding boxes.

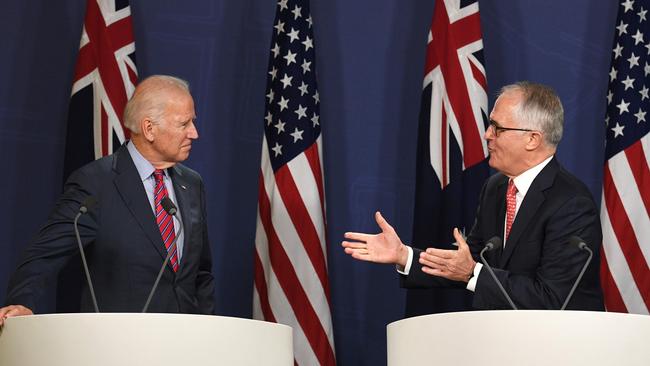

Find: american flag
[252,0,335,365]
[408,0,489,315]
[63,0,137,178]
[601,0,650,314]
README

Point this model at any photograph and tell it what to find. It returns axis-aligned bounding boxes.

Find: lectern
[0,313,292,366]
[387,310,650,366]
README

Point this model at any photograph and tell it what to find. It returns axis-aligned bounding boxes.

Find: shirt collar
[512,155,553,197]
[126,141,163,181]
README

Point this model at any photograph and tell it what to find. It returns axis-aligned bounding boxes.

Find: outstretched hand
[418,228,476,282]
[341,211,409,267]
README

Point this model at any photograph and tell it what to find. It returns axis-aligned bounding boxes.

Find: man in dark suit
[342,81,604,310]
[0,75,215,324]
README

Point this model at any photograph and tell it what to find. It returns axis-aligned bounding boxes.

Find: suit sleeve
[399,179,490,289]
[5,169,98,311]
[472,195,601,310]
[194,178,216,314]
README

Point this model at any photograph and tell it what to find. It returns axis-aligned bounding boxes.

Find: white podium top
[0,313,293,366]
[387,310,650,366]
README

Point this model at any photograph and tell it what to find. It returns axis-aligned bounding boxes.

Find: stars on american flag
[287,28,300,43]
[290,127,304,142]
[302,36,313,51]
[622,0,635,13]
[622,75,635,89]
[291,5,302,19]
[634,107,647,122]
[605,0,650,147]
[640,85,650,98]
[280,73,293,88]
[614,43,624,58]
[263,0,321,171]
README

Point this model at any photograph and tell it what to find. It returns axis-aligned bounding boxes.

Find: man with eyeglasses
[342,81,604,310]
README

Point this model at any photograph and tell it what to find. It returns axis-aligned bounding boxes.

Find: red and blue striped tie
[153,169,178,272]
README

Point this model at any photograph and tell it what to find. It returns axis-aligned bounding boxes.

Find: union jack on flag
[252,0,335,365]
[600,0,650,315]
[63,0,137,178]
[424,0,488,188]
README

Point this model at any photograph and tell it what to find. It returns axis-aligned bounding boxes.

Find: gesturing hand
[341,211,409,267]
[418,228,476,282]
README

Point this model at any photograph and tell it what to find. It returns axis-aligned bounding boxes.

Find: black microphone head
[161,196,177,216]
[79,196,98,214]
[485,236,502,251]
[569,235,587,250]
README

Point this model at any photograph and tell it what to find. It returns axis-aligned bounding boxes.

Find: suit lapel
[112,146,168,261]
[170,165,194,273]
[499,158,559,267]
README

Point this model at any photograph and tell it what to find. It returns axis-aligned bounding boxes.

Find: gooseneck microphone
[479,236,518,310]
[142,196,183,313]
[560,236,594,310]
[73,196,100,313]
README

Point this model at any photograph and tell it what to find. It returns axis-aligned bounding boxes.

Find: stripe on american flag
[601,134,650,313]
[255,135,335,365]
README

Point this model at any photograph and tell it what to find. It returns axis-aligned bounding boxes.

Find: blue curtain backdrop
[0,1,617,365]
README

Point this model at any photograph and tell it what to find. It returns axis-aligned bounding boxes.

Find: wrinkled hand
[0,305,33,327]
[419,228,476,282]
[342,211,409,267]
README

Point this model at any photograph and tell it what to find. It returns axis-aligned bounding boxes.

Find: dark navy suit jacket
[6,145,215,314]
[402,157,604,310]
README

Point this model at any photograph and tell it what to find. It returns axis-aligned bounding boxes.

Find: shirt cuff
[396,246,414,275]
[465,262,483,292]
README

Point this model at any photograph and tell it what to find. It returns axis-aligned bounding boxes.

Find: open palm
[342,211,408,266]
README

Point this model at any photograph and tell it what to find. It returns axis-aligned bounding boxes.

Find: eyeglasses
[488,119,534,137]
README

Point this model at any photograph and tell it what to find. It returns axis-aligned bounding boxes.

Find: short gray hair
[499,81,564,147]
[123,75,190,133]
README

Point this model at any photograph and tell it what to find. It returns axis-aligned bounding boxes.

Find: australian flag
[63,0,137,180]
[407,0,490,316]
[57,0,137,313]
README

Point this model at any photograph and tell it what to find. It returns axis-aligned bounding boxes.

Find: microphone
[479,236,518,310]
[560,236,594,310]
[73,196,100,313]
[142,196,183,313]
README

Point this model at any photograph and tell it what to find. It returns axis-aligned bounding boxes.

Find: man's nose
[188,122,199,139]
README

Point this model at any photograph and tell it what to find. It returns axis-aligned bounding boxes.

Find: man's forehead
[493,91,521,112]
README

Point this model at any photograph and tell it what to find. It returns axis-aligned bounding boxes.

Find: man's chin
[487,155,498,169]
[179,152,191,162]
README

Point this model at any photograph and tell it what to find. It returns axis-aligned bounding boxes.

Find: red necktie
[505,179,517,242]
[154,169,178,272]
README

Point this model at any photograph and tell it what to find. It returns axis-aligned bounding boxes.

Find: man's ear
[525,131,543,151]
[141,118,155,142]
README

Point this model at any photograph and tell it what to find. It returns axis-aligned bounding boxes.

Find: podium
[387,310,650,366]
[0,313,292,366]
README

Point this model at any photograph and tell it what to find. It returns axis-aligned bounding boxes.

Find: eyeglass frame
[488,119,536,137]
